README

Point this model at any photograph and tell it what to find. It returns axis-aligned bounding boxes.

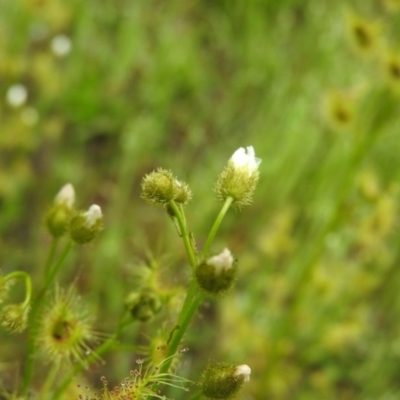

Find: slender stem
[52,315,131,400]
[169,200,197,267]
[202,197,233,257]
[4,271,32,308]
[161,198,234,376]
[21,241,73,395]
[160,288,203,375]
[188,390,203,400]
[39,363,59,400]
[44,238,59,280]
[178,280,198,323]
[42,241,73,293]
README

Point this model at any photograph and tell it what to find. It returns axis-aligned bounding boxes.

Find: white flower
[55,184,75,208]
[6,84,28,108]
[51,34,72,57]
[233,364,251,382]
[84,205,102,228]
[207,248,234,275]
[230,146,261,176]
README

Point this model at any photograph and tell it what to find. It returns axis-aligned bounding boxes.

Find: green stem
[44,238,59,280]
[39,363,59,400]
[52,315,131,400]
[42,241,73,293]
[178,280,198,323]
[160,287,203,375]
[4,271,32,308]
[202,196,233,257]
[161,198,234,376]
[21,241,73,395]
[188,390,203,400]
[169,200,197,267]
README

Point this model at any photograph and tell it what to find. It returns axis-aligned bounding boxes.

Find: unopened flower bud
[55,183,75,208]
[233,364,251,382]
[125,289,162,322]
[70,204,103,244]
[1,303,30,334]
[195,248,237,295]
[84,205,102,228]
[174,180,192,205]
[230,146,261,177]
[200,362,251,399]
[141,168,192,208]
[215,146,261,209]
[46,183,76,238]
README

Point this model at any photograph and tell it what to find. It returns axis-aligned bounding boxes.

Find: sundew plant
[1,1,400,399]
[1,148,257,400]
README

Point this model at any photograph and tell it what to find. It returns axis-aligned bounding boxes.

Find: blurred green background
[1,0,400,398]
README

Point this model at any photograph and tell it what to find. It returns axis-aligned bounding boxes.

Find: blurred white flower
[230,146,261,177]
[233,364,251,382]
[51,34,72,57]
[55,183,75,208]
[6,84,28,108]
[207,248,234,275]
[84,205,102,228]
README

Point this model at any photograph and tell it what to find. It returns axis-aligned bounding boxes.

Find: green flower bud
[215,146,261,209]
[141,168,192,207]
[1,303,30,334]
[46,183,75,237]
[125,288,162,322]
[200,362,251,399]
[174,180,192,205]
[70,204,103,244]
[195,248,237,295]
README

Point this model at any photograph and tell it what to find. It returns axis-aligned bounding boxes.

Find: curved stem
[202,197,233,257]
[4,271,32,308]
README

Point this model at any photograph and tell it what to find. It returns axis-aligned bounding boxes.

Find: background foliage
[1,0,400,398]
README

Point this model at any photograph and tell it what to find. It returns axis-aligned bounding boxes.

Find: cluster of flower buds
[140,168,192,209]
[125,288,163,322]
[215,146,261,209]
[200,362,251,399]
[195,248,237,296]
[46,184,103,244]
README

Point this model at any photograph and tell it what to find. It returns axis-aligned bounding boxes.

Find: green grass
[1,0,400,398]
